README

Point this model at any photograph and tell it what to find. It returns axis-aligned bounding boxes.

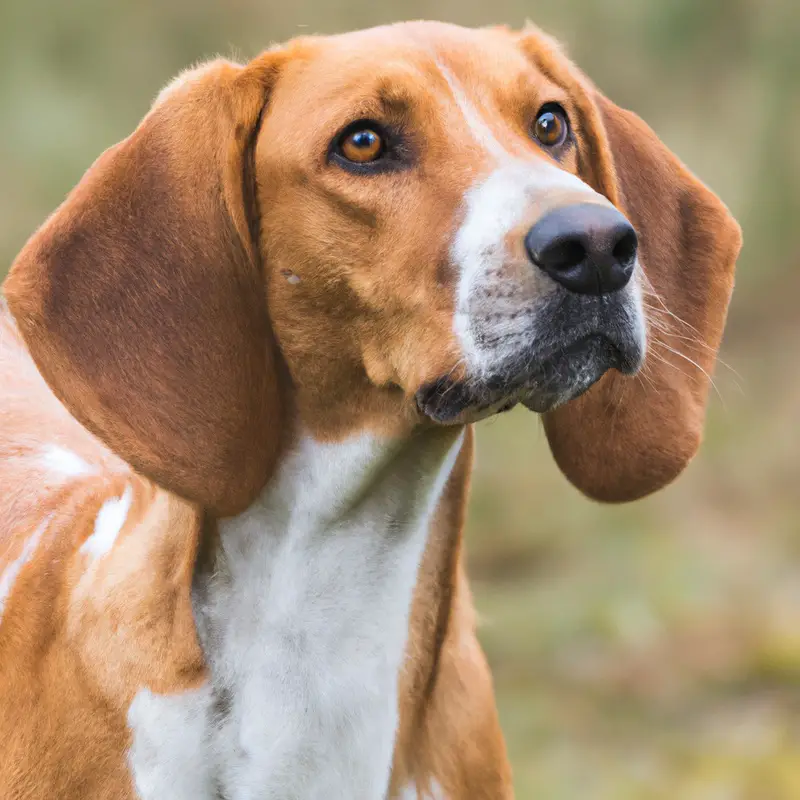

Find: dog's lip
[416,332,641,423]
[527,330,641,377]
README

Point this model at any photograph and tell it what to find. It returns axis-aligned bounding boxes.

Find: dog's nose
[524,203,638,295]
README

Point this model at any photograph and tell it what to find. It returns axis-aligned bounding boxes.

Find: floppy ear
[545,92,741,501]
[521,29,742,502]
[3,54,286,516]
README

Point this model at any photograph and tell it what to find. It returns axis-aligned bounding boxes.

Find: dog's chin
[519,335,629,413]
[416,334,640,424]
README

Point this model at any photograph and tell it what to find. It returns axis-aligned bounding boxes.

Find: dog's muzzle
[418,203,646,424]
[416,308,644,423]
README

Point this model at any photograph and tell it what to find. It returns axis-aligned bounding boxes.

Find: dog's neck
[171,424,465,798]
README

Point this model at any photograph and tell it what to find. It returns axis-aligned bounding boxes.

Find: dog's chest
[127,430,462,800]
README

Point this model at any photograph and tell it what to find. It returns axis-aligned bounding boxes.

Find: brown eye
[533,106,569,147]
[339,127,385,163]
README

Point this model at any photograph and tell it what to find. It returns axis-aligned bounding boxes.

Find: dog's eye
[338,126,385,163]
[533,105,569,148]
[330,120,410,174]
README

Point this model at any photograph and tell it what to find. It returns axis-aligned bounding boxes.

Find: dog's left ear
[4,53,288,516]
[519,28,742,502]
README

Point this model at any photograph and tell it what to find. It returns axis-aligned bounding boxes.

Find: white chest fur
[127,427,464,800]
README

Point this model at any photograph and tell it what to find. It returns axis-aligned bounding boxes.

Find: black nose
[524,203,638,295]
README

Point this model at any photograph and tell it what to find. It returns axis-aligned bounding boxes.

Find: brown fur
[522,29,741,501]
[4,60,286,517]
[0,21,739,798]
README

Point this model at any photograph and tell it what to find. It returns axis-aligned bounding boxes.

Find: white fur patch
[81,485,132,560]
[401,779,448,799]
[127,686,215,799]
[628,267,648,356]
[452,162,614,376]
[0,514,52,622]
[453,167,532,375]
[41,444,94,479]
[128,429,464,799]
[437,62,512,163]
[438,62,620,382]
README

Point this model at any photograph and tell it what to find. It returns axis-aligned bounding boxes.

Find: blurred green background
[1,1,798,797]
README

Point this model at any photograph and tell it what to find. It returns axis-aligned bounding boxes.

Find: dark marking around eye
[329,118,412,175]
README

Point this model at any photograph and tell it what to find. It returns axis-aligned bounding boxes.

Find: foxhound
[0,20,740,800]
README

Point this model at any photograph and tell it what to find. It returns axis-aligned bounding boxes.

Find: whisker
[641,301,743,387]
[639,271,705,339]
[634,368,658,394]
[649,337,726,408]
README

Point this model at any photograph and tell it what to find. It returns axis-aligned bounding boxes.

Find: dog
[0,20,740,800]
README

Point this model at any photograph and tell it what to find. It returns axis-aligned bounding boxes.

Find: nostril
[541,236,587,271]
[611,227,638,266]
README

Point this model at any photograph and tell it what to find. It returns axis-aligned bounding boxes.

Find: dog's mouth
[416,332,643,424]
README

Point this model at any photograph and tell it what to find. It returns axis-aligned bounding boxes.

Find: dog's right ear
[516,26,741,503]
[4,53,288,516]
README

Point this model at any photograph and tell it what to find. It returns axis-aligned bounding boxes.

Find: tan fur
[0,312,205,797]
[0,21,740,798]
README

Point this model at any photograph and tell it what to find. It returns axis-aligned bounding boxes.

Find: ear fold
[3,55,286,515]
[543,90,742,501]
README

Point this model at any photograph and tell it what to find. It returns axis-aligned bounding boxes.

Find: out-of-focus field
[1,1,798,797]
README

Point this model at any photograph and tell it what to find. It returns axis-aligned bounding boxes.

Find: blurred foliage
[1,0,799,797]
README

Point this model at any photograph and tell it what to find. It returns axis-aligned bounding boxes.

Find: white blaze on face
[452,167,531,376]
[436,63,515,164]
[451,161,612,377]
[433,59,647,384]
[433,61,630,378]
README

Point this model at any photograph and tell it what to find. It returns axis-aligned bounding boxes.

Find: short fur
[0,21,740,799]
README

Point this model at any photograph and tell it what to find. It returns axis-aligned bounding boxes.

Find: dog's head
[4,22,740,514]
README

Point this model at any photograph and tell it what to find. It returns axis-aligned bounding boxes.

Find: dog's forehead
[325,20,524,61]
[281,22,542,102]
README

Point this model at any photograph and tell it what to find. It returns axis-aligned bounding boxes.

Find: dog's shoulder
[0,305,128,526]
[0,305,206,705]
